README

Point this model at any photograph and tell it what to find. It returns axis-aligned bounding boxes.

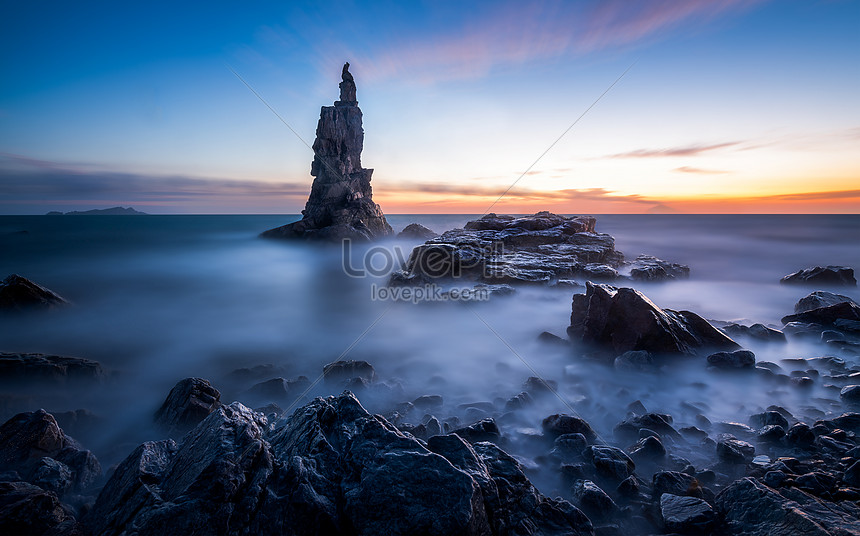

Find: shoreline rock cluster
[391,212,689,288]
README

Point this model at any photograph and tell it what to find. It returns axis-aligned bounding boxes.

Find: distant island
[46,207,147,216]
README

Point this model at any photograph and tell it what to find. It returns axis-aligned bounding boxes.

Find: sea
[2,214,859,488]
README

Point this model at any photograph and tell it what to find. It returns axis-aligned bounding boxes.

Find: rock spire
[262,63,392,241]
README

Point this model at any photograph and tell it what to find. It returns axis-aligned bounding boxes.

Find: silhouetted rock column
[262,62,392,241]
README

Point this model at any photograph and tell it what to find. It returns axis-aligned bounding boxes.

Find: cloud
[608,141,742,159]
[764,189,860,202]
[674,166,731,174]
[349,0,764,84]
[0,154,310,212]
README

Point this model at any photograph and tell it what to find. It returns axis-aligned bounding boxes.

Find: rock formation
[262,63,392,241]
[389,212,688,287]
[0,274,68,311]
[567,282,740,357]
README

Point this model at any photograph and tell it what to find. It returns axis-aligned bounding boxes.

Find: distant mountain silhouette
[46,207,147,216]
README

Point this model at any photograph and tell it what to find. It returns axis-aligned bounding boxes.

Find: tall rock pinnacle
[261,62,392,241]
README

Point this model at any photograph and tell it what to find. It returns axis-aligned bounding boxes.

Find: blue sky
[1,0,859,213]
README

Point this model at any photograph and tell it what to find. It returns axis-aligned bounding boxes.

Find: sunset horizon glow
[1,1,858,215]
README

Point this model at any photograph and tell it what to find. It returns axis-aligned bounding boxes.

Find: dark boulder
[720,323,786,343]
[572,480,616,521]
[840,385,860,405]
[628,255,689,281]
[780,266,856,286]
[614,413,680,442]
[451,418,502,444]
[795,291,857,313]
[716,434,755,464]
[584,446,635,482]
[781,301,860,327]
[749,411,789,430]
[397,223,438,240]
[0,481,76,535]
[716,477,860,535]
[659,493,715,534]
[153,377,222,436]
[0,409,101,496]
[244,376,310,406]
[0,274,68,311]
[568,283,739,356]
[542,414,597,442]
[706,349,756,369]
[652,471,696,498]
[629,435,666,462]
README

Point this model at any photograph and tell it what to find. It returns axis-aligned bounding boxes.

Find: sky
[1,0,858,214]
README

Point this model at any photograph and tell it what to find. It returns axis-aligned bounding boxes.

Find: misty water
[2,214,859,495]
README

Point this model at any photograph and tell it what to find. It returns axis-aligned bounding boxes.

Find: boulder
[720,323,786,343]
[706,349,756,369]
[716,434,755,464]
[583,446,635,482]
[87,393,592,536]
[568,283,739,356]
[542,414,596,442]
[153,377,221,436]
[571,480,616,521]
[0,481,76,535]
[261,63,392,241]
[652,471,695,498]
[660,493,715,534]
[628,255,689,281]
[840,385,860,404]
[0,274,68,311]
[397,223,438,240]
[0,409,101,496]
[795,291,857,313]
[781,301,860,327]
[716,477,860,535]
[781,266,856,286]
[244,376,310,406]
[0,352,104,386]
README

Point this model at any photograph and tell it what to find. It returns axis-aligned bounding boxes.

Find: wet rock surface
[84,393,594,536]
[781,265,857,286]
[568,282,739,357]
[0,274,68,311]
[153,377,221,436]
[390,212,687,287]
[261,63,392,242]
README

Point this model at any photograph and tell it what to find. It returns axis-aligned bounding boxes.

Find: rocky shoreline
[1,250,860,534]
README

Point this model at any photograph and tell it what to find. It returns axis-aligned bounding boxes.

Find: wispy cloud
[674,166,731,174]
[608,141,742,159]
[351,0,764,84]
[0,154,310,213]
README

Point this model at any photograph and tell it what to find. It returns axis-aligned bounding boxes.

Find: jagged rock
[720,323,786,343]
[749,411,789,430]
[583,446,635,482]
[153,377,221,436]
[87,394,592,535]
[261,63,392,241]
[781,265,856,286]
[0,481,76,535]
[572,480,616,521]
[614,413,680,442]
[795,291,858,313]
[706,349,756,369]
[323,360,376,386]
[628,255,689,281]
[0,410,100,496]
[716,477,860,535]
[397,223,438,240]
[840,385,860,404]
[451,418,502,444]
[716,434,755,464]
[659,493,715,534]
[782,301,860,326]
[568,283,739,357]
[244,376,310,406]
[0,352,104,386]
[389,212,687,287]
[0,274,68,311]
[652,471,696,498]
[629,435,666,462]
[542,414,596,441]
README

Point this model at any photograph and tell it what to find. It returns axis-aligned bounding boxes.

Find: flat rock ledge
[390,212,688,287]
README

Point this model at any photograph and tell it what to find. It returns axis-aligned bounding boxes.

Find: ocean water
[1,214,859,489]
